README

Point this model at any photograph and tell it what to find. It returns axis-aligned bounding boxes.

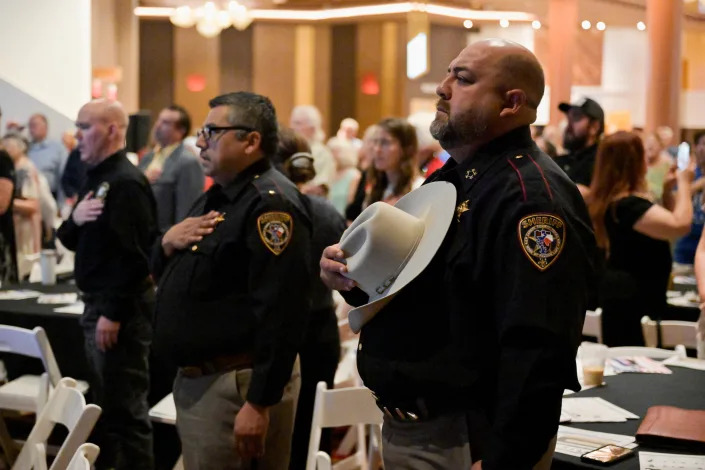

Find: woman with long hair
[364,117,423,207]
[588,131,693,346]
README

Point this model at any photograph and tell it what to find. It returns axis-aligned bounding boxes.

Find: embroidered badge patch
[257,212,293,255]
[518,213,565,271]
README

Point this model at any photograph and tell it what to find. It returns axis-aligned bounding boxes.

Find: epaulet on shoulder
[504,152,554,202]
[251,170,283,197]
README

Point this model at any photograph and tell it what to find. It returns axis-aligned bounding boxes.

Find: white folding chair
[306,382,383,470]
[316,450,332,470]
[66,443,100,470]
[0,325,88,414]
[12,377,101,470]
[607,345,686,360]
[582,308,603,344]
[641,316,698,350]
[148,393,184,470]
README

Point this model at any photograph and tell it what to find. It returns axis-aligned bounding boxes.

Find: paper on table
[53,301,84,315]
[662,356,705,371]
[561,397,639,423]
[37,293,78,305]
[640,451,705,470]
[0,290,42,300]
[555,425,637,457]
[609,357,673,374]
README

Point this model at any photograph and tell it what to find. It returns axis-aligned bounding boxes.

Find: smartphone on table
[580,444,635,466]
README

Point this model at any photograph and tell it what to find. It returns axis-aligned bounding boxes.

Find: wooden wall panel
[174,27,220,130]
[253,24,296,125]
[139,20,173,119]
[313,25,332,137]
[220,27,253,94]
[329,24,356,134]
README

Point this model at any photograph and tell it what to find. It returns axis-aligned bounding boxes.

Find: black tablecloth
[0,282,88,381]
[0,282,180,469]
[553,366,705,469]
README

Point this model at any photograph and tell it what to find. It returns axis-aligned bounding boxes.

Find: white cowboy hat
[340,181,456,333]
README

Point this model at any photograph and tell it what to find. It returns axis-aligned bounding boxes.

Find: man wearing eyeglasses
[151,92,312,470]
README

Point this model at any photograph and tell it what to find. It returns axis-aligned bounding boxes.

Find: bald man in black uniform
[321,39,597,470]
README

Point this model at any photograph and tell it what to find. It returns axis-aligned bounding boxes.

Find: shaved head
[431,38,546,157]
[75,99,128,166]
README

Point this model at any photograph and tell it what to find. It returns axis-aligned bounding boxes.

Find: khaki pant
[174,359,300,470]
[381,412,556,470]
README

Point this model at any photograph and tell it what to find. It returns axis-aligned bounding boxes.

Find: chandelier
[170,1,253,38]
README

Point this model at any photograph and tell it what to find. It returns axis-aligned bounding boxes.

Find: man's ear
[499,89,526,118]
[244,131,262,155]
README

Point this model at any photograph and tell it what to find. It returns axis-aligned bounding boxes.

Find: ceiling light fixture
[531,20,541,30]
[581,20,591,30]
[596,21,606,31]
[499,18,510,28]
[637,21,646,31]
[463,19,474,29]
[136,3,536,23]
[167,1,253,37]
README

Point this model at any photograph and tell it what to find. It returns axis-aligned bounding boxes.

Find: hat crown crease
[340,202,425,298]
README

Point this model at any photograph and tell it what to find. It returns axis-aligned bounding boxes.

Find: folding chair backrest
[0,326,62,386]
[67,443,100,470]
[642,316,697,350]
[306,382,383,470]
[316,451,332,470]
[12,378,102,470]
[583,309,603,344]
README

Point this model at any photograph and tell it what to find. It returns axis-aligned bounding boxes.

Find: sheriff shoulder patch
[517,213,565,271]
[257,212,293,255]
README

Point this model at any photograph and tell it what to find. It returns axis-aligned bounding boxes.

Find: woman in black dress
[588,131,694,346]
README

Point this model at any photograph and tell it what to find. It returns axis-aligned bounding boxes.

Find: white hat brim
[348,181,456,333]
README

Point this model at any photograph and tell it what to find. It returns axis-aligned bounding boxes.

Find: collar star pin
[456,199,470,221]
[465,168,478,180]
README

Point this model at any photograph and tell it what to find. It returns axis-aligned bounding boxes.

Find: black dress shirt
[61,148,88,199]
[152,157,313,407]
[343,126,598,470]
[57,150,158,321]
[556,143,598,187]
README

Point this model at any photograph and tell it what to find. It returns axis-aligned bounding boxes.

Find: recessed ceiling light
[637,21,646,31]
[581,20,591,30]
[596,21,606,31]
[531,20,541,30]
[500,18,510,28]
[463,19,474,29]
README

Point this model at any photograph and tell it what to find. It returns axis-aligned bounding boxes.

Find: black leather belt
[179,353,254,378]
[373,393,468,422]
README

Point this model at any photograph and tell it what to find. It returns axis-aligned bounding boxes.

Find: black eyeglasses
[196,125,255,143]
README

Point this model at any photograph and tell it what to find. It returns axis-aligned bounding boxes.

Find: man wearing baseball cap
[556,97,605,197]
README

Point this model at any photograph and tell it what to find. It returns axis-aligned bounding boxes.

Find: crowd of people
[0,36,703,470]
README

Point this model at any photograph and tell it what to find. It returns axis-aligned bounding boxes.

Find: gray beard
[430,113,488,150]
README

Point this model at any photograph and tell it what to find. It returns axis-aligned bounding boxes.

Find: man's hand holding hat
[320,244,356,291]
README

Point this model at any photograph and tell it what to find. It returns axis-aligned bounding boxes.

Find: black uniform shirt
[57,150,158,321]
[556,143,598,187]
[344,126,597,470]
[152,157,312,407]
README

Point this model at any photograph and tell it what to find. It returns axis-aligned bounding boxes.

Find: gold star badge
[465,168,478,180]
[456,199,470,221]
